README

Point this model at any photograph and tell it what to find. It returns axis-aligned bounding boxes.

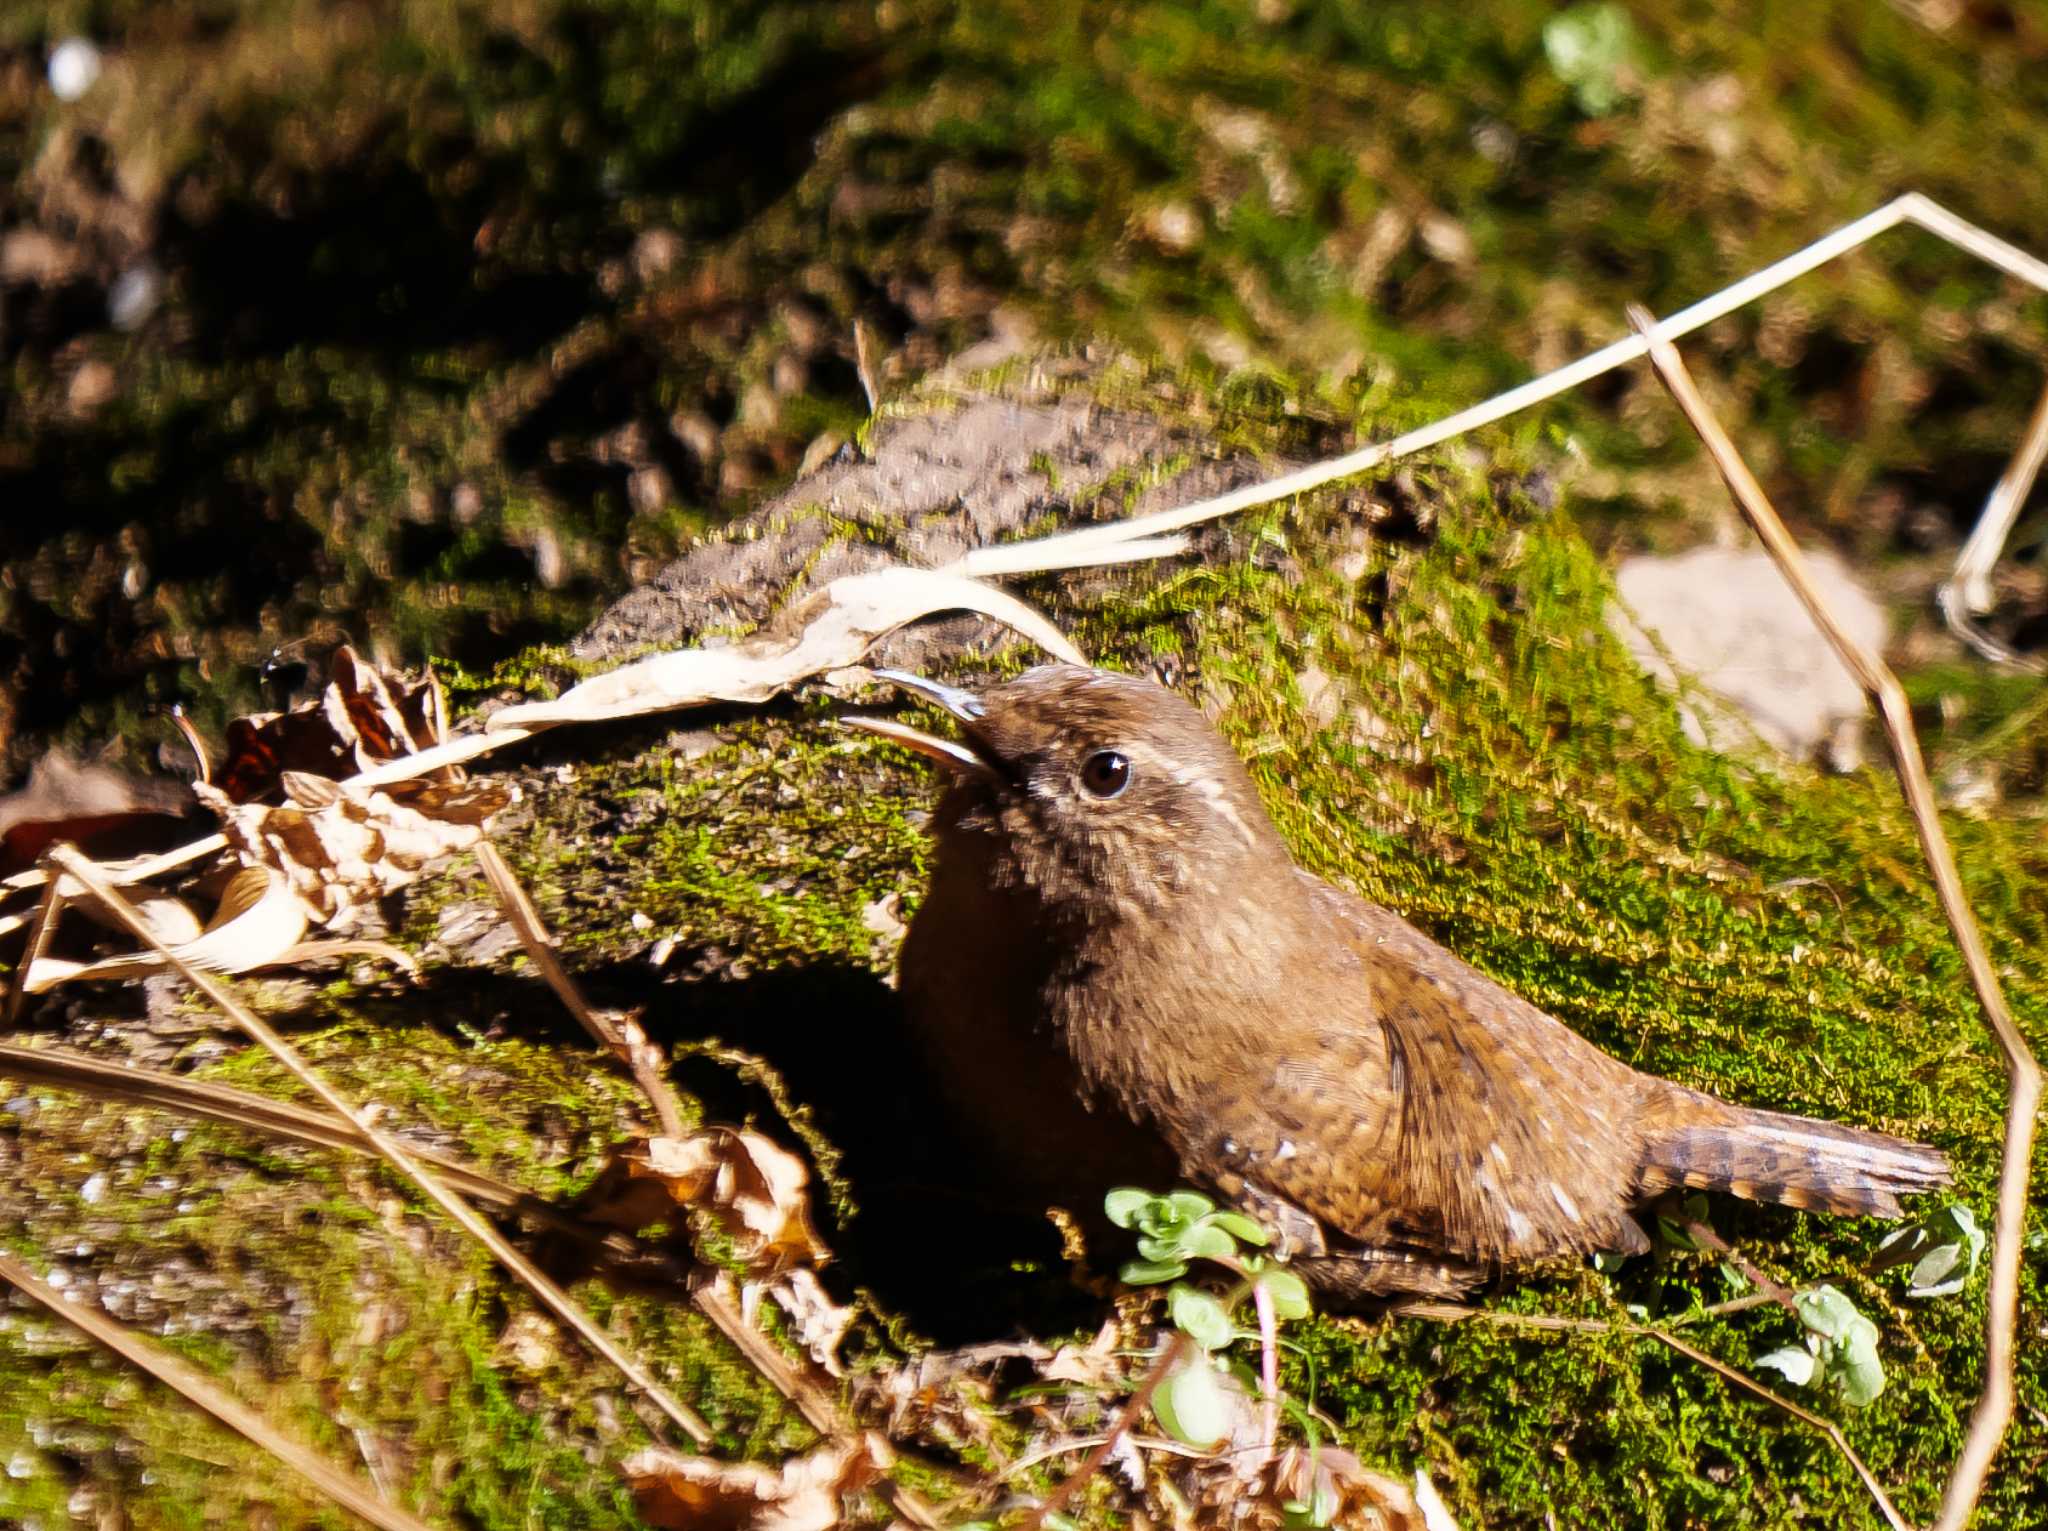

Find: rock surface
[1608,545,1887,768]
[576,389,1274,673]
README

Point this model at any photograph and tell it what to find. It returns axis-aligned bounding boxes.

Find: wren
[848,664,1949,1297]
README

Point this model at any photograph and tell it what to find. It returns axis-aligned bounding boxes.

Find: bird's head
[846,664,1291,923]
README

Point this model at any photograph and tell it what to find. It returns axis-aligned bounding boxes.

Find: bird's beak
[865,669,986,721]
[839,670,999,781]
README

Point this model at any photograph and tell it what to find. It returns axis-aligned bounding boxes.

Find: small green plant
[1541,2,1640,116]
[1103,1187,1273,1283]
[1755,1284,1887,1406]
[1870,1202,1986,1299]
[1103,1188,1312,1464]
[1753,1203,1985,1407]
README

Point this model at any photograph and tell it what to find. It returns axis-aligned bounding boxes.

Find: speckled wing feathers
[1295,880,1652,1265]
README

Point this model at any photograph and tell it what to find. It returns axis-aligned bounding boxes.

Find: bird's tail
[1635,1087,1949,1219]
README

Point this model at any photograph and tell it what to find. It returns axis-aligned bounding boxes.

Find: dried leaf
[71,887,205,947]
[217,646,450,803]
[763,1268,857,1378]
[488,567,1085,730]
[624,1439,877,1531]
[196,773,514,928]
[23,866,309,991]
[1230,1446,1448,1531]
[577,1128,828,1273]
[0,750,193,876]
[1042,1320,1123,1388]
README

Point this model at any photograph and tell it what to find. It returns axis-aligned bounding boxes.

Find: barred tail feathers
[1635,1089,1949,1219]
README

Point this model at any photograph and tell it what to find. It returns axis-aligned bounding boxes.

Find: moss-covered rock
[4,362,2040,1527]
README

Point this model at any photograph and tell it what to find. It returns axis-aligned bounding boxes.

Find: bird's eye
[1079,750,1132,799]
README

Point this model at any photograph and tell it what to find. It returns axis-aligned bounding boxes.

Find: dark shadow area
[335,954,1103,1344]
[162,145,593,365]
[629,957,1105,1343]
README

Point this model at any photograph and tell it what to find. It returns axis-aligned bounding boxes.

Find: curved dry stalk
[952,194,2048,579]
[0,1250,435,1531]
[1631,309,2044,1531]
[45,844,717,1447]
[0,1040,668,1265]
[1021,1331,1192,1531]
[1384,1302,1908,1531]
[1938,376,2048,673]
[473,841,688,1138]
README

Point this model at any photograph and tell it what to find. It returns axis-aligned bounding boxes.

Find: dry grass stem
[45,843,717,1447]
[954,193,2048,580]
[1002,1432,1214,1478]
[1939,374,2048,672]
[0,1249,436,1531]
[1631,308,2044,1531]
[0,1040,675,1268]
[7,880,940,1522]
[473,841,688,1137]
[1022,1331,1192,1531]
[1387,1303,1908,1531]
[4,833,230,897]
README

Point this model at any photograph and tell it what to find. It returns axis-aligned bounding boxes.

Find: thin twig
[1632,308,2043,1531]
[1680,1217,1797,1312]
[1386,1303,1908,1531]
[0,1250,436,1531]
[473,841,688,1137]
[46,844,716,1447]
[1002,1432,1217,1478]
[1648,1327,1909,1531]
[0,1040,675,1270]
[693,1276,944,1529]
[1022,1332,1192,1531]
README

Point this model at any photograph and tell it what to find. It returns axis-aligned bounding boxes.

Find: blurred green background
[3,0,2046,766]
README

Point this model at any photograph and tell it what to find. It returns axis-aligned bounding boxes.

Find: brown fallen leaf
[217,646,450,803]
[623,1438,878,1531]
[746,1267,857,1378]
[576,1128,828,1274]
[0,749,194,876]
[1042,1320,1124,1388]
[196,772,514,929]
[1215,1447,1453,1531]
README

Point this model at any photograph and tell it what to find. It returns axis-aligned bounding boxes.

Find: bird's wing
[1189,879,1652,1266]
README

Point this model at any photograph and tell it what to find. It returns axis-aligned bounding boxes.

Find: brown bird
[848,664,1949,1297]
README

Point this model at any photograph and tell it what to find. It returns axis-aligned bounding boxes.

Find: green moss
[380,362,2032,1523]
[0,996,805,1528]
